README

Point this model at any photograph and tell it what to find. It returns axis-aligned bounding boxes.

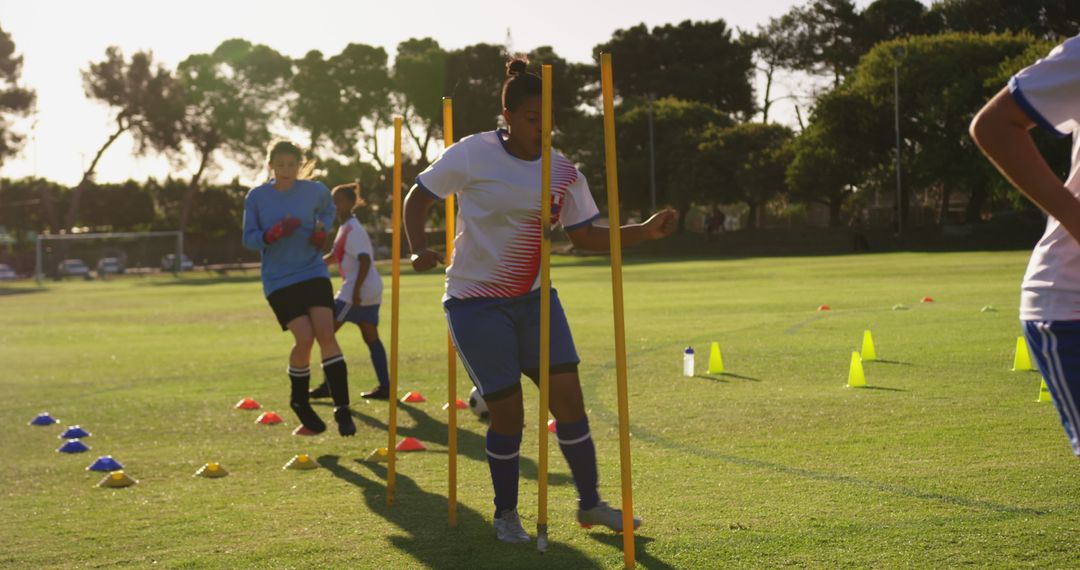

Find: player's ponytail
[502,55,541,112]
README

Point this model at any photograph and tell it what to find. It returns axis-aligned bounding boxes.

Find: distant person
[850,210,870,252]
[309,182,390,401]
[403,56,676,543]
[707,205,726,236]
[241,140,356,437]
[971,34,1080,457]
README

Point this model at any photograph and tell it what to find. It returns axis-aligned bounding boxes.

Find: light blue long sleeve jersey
[242,179,335,297]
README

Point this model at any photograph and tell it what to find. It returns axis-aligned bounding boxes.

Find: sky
[0,0,879,186]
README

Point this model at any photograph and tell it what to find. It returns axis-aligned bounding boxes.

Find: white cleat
[577,501,642,532]
[494,509,531,543]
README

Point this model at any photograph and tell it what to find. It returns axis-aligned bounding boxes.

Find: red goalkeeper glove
[264,216,300,245]
[310,226,328,249]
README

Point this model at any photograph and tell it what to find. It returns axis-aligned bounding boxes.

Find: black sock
[323,355,356,436]
[322,355,350,408]
[288,366,325,433]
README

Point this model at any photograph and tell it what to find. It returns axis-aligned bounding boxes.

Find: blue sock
[486,429,522,518]
[366,339,390,388]
[556,416,600,511]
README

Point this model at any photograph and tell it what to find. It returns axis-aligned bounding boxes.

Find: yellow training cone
[708,342,724,374]
[847,352,866,388]
[365,447,390,463]
[194,462,229,478]
[98,470,137,488]
[1037,380,1051,403]
[861,330,877,361]
[284,454,318,470]
[1012,336,1034,371]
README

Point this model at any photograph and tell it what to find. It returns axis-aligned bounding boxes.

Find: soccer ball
[468,387,489,421]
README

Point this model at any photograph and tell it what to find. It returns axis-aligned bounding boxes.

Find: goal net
[35,231,185,283]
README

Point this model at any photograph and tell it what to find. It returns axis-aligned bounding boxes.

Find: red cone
[256,411,283,425]
[292,425,319,436]
[441,399,470,411]
[235,398,261,410]
[401,391,426,403]
[547,419,557,433]
[395,437,426,452]
[817,304,831,311]
[921,296,934,303]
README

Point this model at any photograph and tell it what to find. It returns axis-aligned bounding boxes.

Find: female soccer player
[309,183,390,400]
[242,141,356,437]
[971,34,1080,457]
[404,57,677,543]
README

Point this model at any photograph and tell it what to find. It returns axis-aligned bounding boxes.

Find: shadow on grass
[695,372,761,382]
[0,286,44,297]
[854,385,906,392]
[146,275,261,287]
[317,455,604,569]
[589,533,676,570]
[315,400,573,486]
[583,381,1045,517]
[870,359,913,366]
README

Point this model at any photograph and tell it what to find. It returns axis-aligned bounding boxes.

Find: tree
[699,123,794,229]
[616,97,732,225]
[0,25,34,169]
[768,0,865,88]
[595,20,755,118]
[443,43,508,139]
[862,0,935,42]
[787,90,891,226]
[393,38,447,166]
[930,0,1080,39]
[746,14,803,123]
[70,47,179,231]
[172,39,292,235]
[291,43,391,159]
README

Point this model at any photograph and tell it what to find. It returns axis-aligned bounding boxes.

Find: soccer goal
[35,230,185,284]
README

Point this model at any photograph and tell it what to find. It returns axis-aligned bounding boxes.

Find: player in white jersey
[310,183,391,401]
[404,56,677,543]
[971,33,1080,457]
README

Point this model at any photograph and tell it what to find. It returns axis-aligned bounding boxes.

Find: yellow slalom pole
[388,116,403,506]
[443,97,459,528]
[601,53,636,569]
[536,63,553,554]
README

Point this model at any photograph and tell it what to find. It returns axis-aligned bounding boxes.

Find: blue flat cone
[29,413,59,426]
[57,439,90,453]
[87,456,123,472]
[60,426,91,439]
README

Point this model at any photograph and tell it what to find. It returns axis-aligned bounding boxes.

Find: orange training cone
[921,296,934,303]
[395,437,426,452]
[547,419,557,433]
[401,391,426,403]
[235,398,261,410]
[256,411,283,425]
[442,399,469,411]
[817,305,831,311]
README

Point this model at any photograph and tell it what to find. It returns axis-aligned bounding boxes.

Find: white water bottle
[683,347,695,377]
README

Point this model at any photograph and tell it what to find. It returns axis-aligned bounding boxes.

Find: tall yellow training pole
[443,97,459,528]
[601,53,636,569]
[536,63,553,554]
[388,116,403,506]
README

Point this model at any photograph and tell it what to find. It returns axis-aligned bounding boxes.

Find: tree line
[1,0,1078,252]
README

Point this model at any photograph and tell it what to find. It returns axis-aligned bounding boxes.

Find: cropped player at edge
[310,182,391,400]
[241,141,357,438]
[971,33,1080,457]
[403,56,677,544]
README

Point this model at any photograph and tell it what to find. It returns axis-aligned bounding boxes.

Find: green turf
[1,251,1076,568]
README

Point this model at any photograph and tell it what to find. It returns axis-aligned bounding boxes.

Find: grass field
[2,251,1077,569]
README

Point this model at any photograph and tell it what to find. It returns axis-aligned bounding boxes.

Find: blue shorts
[334,300,380,325]
[1024,320,1080,456]
[444,288,579,397]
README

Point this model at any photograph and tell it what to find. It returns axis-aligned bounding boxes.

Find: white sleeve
[1009,34,1080,137]
[416,140,470,199]
[559,169,601,231]
[345,221,373,258]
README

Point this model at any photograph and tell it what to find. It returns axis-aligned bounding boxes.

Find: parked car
[57,259,91,280]
[0,264,16,280]
[96,257,125,276]
[161,253,194,272]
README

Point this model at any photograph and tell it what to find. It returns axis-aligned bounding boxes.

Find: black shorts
[267,277,335,330]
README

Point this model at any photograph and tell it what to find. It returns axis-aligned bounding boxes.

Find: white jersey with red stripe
[416,129,600,300]
[332,216,383,306]
[1009,34,1080,321]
